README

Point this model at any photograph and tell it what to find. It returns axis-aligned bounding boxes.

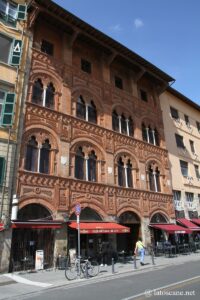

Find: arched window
[118,157,124,186]
[40,139,51,174]
[155,167,161,192]
[155,129,159,146]
[149,165,155,191]
[76,96,86,120]
[148,164,161,192]
[32,79,43,105]
[45,83,55,109]
[25,136,38,172]
[128,117,134,136]
[149,126,154,144]
[88,150,97,182]
[112,110,119,132]
[75,147,85,180]
[88,101,97,124]
[127,159,133,188]
[121,114,127,134]
[142,123,147,142]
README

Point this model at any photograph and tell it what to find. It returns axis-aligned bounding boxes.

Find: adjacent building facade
[0,0,28,272]
[160,88,200,221]
[9,0,176,267]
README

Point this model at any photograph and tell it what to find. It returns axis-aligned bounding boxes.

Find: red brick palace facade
[11,0,175,264]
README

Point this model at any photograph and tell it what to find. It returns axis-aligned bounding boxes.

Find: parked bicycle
[65,257,99,280]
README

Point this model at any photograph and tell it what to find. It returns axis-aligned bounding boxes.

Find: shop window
[41,40,54,56]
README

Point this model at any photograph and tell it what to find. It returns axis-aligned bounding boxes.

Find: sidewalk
[0,252,200,300]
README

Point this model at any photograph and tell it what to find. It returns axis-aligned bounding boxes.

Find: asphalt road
[10,260,200,300]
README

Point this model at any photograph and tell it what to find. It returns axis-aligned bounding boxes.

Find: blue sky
[54,0,200,105]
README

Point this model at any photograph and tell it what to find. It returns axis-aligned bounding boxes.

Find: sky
[54,0,200,105]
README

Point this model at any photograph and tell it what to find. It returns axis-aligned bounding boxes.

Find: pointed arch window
[88,150,97,182]
[32,79,43,105]
[75,147,85,180]
[149,165,161,192]
[112,110,119,132]
[121,114,127,134]
[32,79,55,109]
[149,126,154,144]
[126,159,133,188]
[45,83,55,109]
[76,96,86,120]
[25,137,51,174]
[76,96,97,124]
[128,117,134,137]
[142,124,159,146]
[142,123,147,142]
[118,157,124,187]
[25,136,38,172]
[88,101,97,124]
[40,139,51,174]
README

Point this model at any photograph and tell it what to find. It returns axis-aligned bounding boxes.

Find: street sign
[75,203,81,216]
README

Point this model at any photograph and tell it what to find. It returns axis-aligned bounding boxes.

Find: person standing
[134,237,145,266]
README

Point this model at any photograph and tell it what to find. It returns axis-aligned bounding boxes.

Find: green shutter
[2,93,15,126]
[17,4,27,20]
[0,157,5,186]
[11,39,22,66]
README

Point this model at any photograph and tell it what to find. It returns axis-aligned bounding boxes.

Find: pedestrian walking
[134,237,145,266]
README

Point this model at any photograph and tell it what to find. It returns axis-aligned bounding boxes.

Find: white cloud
[109,24,122,32]
[134,18,144,29]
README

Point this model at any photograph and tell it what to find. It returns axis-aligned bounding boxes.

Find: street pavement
[0,252,200,300]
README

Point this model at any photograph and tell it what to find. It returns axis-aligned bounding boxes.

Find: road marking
[120,275,200,300]
[4,274,52,287]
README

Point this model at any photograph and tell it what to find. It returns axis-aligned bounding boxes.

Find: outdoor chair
[12,259,22,272]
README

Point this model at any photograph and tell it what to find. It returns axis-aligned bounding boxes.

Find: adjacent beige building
[160,87,200,220]
[0,0,29,272]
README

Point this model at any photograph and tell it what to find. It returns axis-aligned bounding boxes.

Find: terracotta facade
[15,0,175,258]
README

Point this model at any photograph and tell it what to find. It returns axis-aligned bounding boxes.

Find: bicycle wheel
[87,260,99,277]
[65,263,77,280]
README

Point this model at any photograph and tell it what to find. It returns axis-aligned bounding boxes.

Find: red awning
[0,222,4,232]
[68,222,130,234]
[149,223,192,234]
[176,218,200,231]
[190,219,200,226]
[11,221,62,229]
